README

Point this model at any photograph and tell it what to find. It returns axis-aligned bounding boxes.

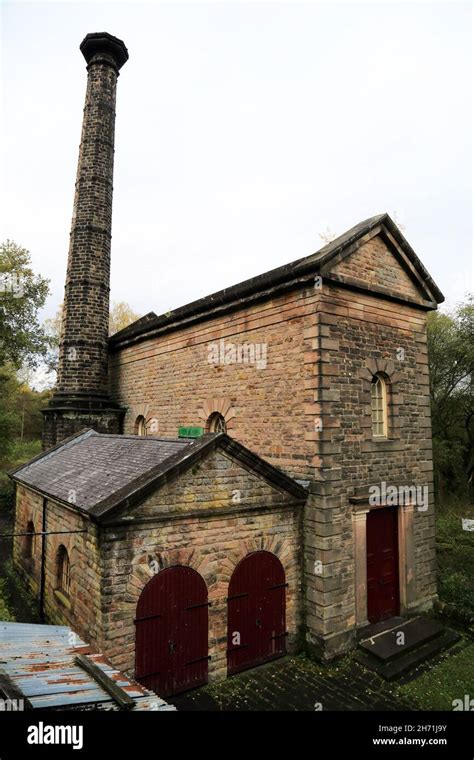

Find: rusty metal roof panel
[0,622,175,711]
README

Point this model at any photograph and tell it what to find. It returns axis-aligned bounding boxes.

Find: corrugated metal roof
[0,622,175,711]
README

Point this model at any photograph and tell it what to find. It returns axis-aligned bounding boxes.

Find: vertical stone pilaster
[399,502,416,614]
[352,509,369,627]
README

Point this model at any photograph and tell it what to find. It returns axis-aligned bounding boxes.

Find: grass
[436,503,474,616]
[393,643,474,710]
[0,561,40,623]
[0,577,15,621]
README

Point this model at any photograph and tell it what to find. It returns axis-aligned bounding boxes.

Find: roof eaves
[8,428,97,479]
[109,212,444,348]
[108,215,385,347]
[90,433,307,521]
[89,434,215,520]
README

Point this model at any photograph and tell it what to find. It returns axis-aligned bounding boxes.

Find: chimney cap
[80,32,129,70]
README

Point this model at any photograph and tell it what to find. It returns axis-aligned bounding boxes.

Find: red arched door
[227,551,286,676]
[135,566,209,697]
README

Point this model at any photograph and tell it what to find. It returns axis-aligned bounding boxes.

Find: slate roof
[109,213,444,348]
[9,430,307,522]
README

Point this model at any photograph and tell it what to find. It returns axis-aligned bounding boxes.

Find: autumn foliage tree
[428,294,474,502]
[44,300,140,373]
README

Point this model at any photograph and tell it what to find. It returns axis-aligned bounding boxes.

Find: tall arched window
[207,412,227,433]
[24,521,35,559]
[371,373,388,438]
[136,415,147,436]
[57,545,71,595]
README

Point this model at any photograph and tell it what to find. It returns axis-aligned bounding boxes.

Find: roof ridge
[109,212,443,349]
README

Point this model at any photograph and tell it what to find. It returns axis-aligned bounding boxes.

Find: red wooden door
[227,551,286,676]
[135,566,209,697]
[366,507,400,623]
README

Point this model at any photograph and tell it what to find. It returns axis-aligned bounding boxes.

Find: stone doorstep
[354,629,460,681]
[355,616,460,681]
[356,616,406,643]
[359,616,445,662]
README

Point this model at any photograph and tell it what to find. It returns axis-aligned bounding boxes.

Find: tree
[318,226,336,245]
[109,300,140,336]
[15,367,51,442]
[44,300,140,372]
[427,295,474,502]
[0,365,20,460]
[0,240,50,368]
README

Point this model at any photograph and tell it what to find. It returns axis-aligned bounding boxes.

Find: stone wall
[100,448,303,681]
[303,282,436,655]
[13,449,303,685]
[109,233,438,657]
[13,485,102,642]
[109,284,320,480]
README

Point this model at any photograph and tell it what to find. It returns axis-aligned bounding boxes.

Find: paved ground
[169,654,416,711]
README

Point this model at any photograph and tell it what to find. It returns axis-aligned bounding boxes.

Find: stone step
[359,616,446,663]
[355,628,460,681]
[357,616,407,642]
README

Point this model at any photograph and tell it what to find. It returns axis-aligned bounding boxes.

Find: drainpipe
[39,498,47,622]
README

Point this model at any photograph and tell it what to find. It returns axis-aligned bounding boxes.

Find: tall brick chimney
[42,33,128,449]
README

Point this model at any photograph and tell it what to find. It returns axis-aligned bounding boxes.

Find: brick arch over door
[227,550,287,676]
[135,565,209,698]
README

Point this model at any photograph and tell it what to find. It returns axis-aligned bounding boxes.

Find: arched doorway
[135,566,209,697]
[227,551,286,676]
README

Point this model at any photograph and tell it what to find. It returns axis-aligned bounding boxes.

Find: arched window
[136,415,147,436]
[57,545,71,595]
[207,412,227,433]
[24,521,35,559]
[371,373,388,438]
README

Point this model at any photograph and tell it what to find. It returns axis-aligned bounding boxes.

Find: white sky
[1,0,473,331]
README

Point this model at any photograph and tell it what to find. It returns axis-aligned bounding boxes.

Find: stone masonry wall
[303,281,436,655]
[13,485,102,642]
[109,285,320,480]
[109,233,437,657]
[99,449,303,681]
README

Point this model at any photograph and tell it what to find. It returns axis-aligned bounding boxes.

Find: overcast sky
[1,0,472,332]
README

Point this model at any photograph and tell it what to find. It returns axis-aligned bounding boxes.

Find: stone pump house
[11,32,446,696]
[11,430,306,697]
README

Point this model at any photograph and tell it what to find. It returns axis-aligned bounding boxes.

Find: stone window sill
[54,589,72,610]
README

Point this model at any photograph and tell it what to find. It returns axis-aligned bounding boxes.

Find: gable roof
[9,430,307,522]
[109,213,444,350]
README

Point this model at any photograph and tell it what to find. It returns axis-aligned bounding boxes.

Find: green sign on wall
[178,426,204,438]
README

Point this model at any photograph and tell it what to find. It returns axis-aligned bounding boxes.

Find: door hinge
[134,612,162,624]
[226,592,249,601]
[185,600,212,610]
[185,655,211,666]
